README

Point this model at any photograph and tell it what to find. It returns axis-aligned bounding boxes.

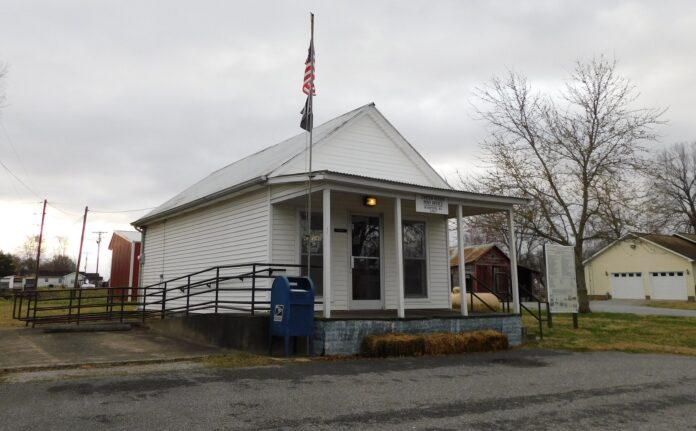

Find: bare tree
[456,173,544,270]
[54,236,69,256]
[645,142,696,233]
[473,56,664,312]
[0,62,6,110]
[16,235,39,274]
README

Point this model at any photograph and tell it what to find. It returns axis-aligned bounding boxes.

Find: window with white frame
[300,212,323,296]
[403,220,427,298]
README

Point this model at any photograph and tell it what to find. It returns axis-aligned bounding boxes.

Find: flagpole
[306,13,314,281]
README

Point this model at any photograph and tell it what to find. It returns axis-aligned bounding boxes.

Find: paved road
[2,349,696,430]
[590,299,696,317]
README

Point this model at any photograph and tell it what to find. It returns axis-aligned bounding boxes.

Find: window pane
[403,220,426,298]
[403,221,425,259]
[352,257,380,300]
[404,259,426,297]
[300,254,323,296]
[300,212,323,296]
[352,216,380,257]
[300,212,323,254]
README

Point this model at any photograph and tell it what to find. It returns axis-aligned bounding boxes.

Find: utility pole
[83,252,89,272]
[33,199,47,290]
[93,231,107,285]
[73,206,88,289]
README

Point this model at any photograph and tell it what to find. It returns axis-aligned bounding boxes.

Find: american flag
[302,14,316,96]
[300,13,315,131]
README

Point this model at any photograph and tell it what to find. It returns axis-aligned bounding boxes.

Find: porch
[269,171,528,319]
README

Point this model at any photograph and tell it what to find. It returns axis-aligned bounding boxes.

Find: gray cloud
[1,0,694,269]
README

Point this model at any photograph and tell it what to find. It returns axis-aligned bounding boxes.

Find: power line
[1,157,154,216]
[0,121,31,182]
[47,203,83,217]
[0,157,42,200]
[90,207,155,214]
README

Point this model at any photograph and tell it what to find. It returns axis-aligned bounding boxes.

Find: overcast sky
[1,0,694,277]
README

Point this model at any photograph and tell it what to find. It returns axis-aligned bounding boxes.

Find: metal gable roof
[134,103,461,225]
[449,244,499,266]
[114,230,141,243]
[136,104,369,223]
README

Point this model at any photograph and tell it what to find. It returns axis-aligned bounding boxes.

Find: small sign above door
[415,195,449,214]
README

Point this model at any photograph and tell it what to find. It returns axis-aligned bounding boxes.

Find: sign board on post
[415,195,449,215]
[544,244,579,314]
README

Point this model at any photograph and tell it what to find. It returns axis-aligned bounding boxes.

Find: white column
[507,208,520,314]
[322,188,332,318]
[395,197,405,318]
[457,205,468,316]
[445,215,452,309]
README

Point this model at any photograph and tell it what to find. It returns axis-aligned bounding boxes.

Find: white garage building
[584,233,696,301]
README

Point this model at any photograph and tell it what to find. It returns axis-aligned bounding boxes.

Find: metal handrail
[12,262,320,326]
[517,284,552,339]
[464,273,512,313]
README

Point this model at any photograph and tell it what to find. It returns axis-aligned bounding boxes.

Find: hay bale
[451,288,501,312]
[361,330,508,357]
[361,333,426,357]
[424,330,508,355]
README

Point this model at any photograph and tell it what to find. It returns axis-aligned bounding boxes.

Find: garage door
[650,272,687,300]
[610,272,644,299]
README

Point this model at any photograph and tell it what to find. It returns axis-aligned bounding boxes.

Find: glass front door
[351,215,382,307]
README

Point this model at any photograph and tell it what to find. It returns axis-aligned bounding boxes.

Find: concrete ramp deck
[0,326,224,371]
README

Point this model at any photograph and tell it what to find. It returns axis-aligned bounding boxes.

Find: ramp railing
[12,263,319,326]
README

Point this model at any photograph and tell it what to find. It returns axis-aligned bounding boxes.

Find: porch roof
[270,170,529,216]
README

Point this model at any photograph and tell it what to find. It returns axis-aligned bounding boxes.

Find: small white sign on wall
[415,195,449,215]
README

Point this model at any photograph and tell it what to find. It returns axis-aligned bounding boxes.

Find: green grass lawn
[0,298,27,328]
[642,300,696,311]
[523,312,696,356]
[0,289,137,327]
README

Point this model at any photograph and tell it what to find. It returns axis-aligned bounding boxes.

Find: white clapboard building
[133,103,526,318]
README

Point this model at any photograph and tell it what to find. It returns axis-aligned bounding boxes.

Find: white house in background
[62,271,87,287]
[0,276,24,290]
[32,271,71,288]
[133,103,527,317]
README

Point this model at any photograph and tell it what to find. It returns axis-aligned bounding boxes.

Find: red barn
[449,244,542,300]
[108,230,141,301]
[450,244,510,295]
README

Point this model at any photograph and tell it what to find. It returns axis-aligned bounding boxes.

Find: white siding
[273,113,447,188]
[270,183,307,203]
[270,204,299,269]
[270,191,450,311]
[140,188,270,313]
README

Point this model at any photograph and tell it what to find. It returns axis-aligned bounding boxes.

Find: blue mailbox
[268,276,315,357]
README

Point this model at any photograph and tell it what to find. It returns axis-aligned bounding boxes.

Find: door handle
[351,256,355,269]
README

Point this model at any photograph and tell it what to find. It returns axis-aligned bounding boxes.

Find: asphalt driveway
[2,349,696,430]
[590,299,696,317]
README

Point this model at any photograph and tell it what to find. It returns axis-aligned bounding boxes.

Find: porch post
[395,197,405,318]
[322,188,332,318]
[507,208,521,314]
[457,205,468,316]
